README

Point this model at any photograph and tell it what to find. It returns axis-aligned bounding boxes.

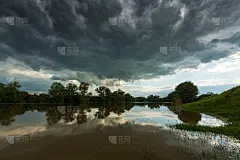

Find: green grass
[173,124,240,140]
[173,86,240,139]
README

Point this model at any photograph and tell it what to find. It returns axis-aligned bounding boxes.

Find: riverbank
[172,86,240,140]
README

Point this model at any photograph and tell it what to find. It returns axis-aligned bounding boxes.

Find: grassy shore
[173,86,240,140]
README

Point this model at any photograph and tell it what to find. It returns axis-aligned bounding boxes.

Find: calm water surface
[0,104,239,160]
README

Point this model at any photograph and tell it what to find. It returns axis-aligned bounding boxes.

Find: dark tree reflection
[45,107,61,126]
[168,106,201,124]
[94,107,110,119]
[77,109,87,124]
[0,105,25,126]
[0,103,135,126]
[0,118,15,126]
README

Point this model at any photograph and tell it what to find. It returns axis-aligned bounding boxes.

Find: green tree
[0,81,22,103]
[112,89,125,102]
[38,93,50,103]
[167,91,177,102]
[171,93,182,106]
[147,95,161,102]
[79,82,90,102]
[65,83,78,104]
[125,93,134,102]
[95,86,111,102]
[48,82,66,103]
[95,86,108,97]
[0,83,5,102]
[134,96,147,102]
[17,91,29,103]
[79,82,89,96]
[175,81,198,103]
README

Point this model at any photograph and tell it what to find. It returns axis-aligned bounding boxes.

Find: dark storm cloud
[0,0,240,80]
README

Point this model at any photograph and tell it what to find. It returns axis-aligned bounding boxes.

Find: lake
[0,103,239,160]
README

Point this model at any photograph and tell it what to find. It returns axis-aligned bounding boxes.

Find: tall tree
[65,83,78,104]
[48,82,66,103]
[79,82,89,96]
[0,81,22,103]
[0,83,5,102]
[125,93,134,102]
[147,95,161,102]
[112,89,125,102]
[95,86,111,101]
[79,82,90,103]
[175,81,198,103]
[167,91,178,102]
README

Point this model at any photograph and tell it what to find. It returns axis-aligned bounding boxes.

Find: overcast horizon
[0,0,240,97]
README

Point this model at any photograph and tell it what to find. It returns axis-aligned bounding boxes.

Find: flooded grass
[172,124,240,140]
[167,127,240,160]
[178,86,240,142]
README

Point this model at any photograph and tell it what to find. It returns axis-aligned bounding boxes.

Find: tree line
[0,80,216,104]
[133,81,217,104]
[0,81,135,104]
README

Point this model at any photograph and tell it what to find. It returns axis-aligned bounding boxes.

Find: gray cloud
[0,0,240,82]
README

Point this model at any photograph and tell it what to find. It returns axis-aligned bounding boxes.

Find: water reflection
[0,104,239,160]
[0,103,227,140]
[0,103,225,127]
[168,106,201,124]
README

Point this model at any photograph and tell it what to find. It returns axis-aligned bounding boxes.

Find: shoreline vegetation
[0,81,199,104]
[0,81,170,104]
[0,80,239,140]
[172,86,240,140]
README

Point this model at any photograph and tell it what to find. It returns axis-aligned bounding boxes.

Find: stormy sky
[0,0,240,96]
